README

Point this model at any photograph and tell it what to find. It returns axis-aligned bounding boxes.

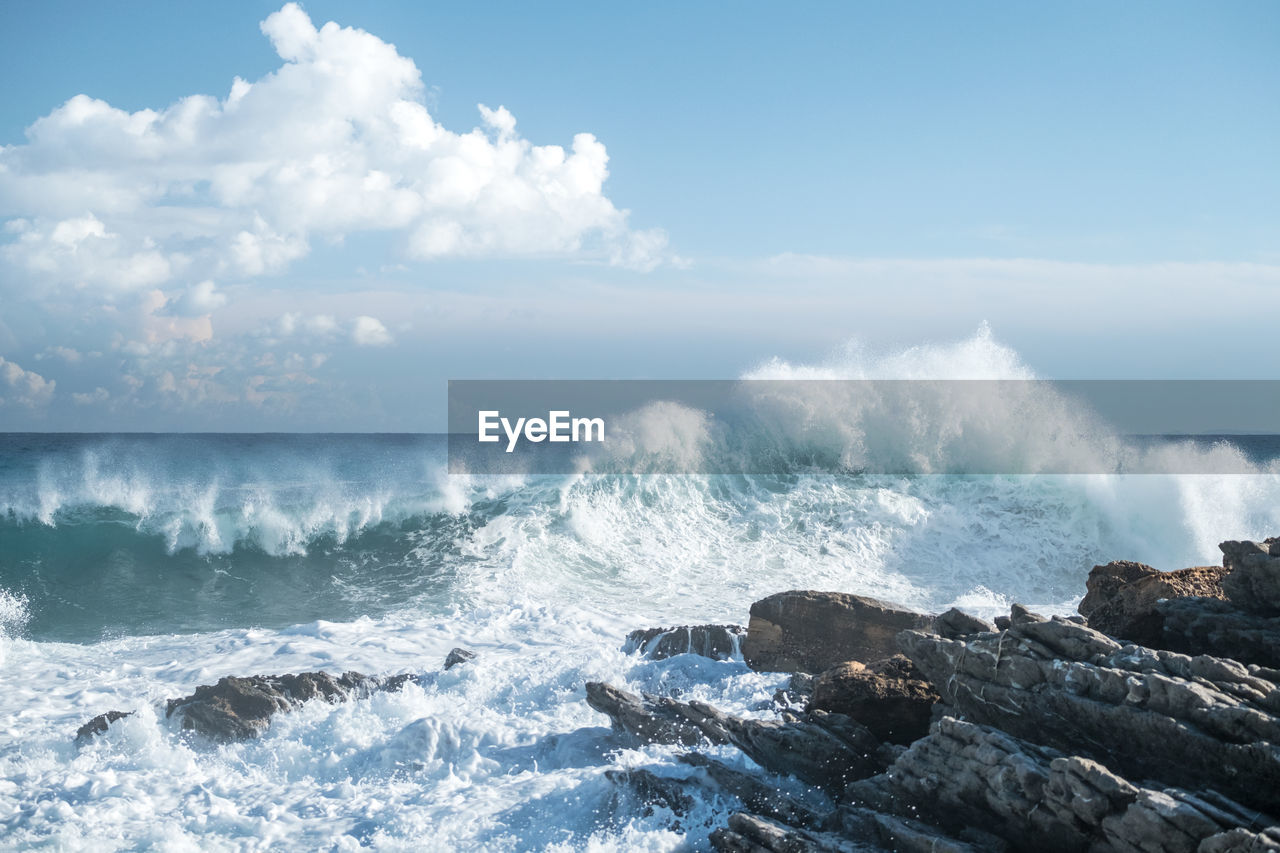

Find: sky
[0,1,1276,430]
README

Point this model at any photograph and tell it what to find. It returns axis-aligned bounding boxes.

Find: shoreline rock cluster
[591,540,1280,852]
[74,539,1280,851]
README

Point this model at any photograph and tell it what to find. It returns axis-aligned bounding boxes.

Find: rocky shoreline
[78,541,1280,851]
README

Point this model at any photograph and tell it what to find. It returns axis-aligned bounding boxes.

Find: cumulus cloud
[350,315,392,346]
[72,387,109,405]
[0,357,55,407]
[0,1,667,304]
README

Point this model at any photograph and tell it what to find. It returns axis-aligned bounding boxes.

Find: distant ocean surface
[5,376,1280,847]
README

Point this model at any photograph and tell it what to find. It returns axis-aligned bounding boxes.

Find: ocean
[4,390,1280,848]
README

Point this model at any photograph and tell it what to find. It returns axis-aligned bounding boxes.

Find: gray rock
[710,812,879,852]
[678,701,894,796]
[604,767,695,816]
[934,607,995,640]
[679,753,826,828]
[897,613,1280,814]
[624,624,746,661]
[584,681,727,747]
[1222,539,1280,615]
[848,716,1275,853]
[443,648,477,670]
[1155,596,1280,668]
[828,805,986,853]
[741,591,934,674]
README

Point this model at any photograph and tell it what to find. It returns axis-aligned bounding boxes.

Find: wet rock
[444,648,477,670]
[710,812,875,853]
[934,607,994,640]
[584,681,727,747]
[624,624,746,661]
[165,670,405,741]
[741,591,934,674]
[74,710,134,742]
[679,753,826,828]
[679,701,894,796]
[828,805,986,853]
[1222,539,1280,614]
[898,613,1280,814]
[604,767,696,816]
[807,656,937,745]
[1078,560,1227,645]
[848,717,1275,853]
[773,671,817,708]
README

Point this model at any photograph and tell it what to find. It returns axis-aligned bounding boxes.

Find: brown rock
[165,671,408,741]
[741,591,934,674]
[1078,560,1227,645]
[807,656,938,745]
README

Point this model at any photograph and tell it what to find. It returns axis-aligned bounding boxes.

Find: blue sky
[0,2,1277,429]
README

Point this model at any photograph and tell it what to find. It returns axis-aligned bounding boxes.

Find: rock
[604,767,696,816]
[165,670,407,741]
[1198,827,1280,852]
[444,648,477,670]
[709,812,873,853]
[847,716,1274,853]
[74,710,133,742]
[679,753,826,828]
[828,805,986,853]
[678,701,894,796]
[741,591,935,674]
[807,656,937,745]
[934,608,995,640]
[624,624,746,661]
[584,681,727,747]
[897,613,1280,814]
[1077,560,1227,645]
[1222,539,1280,614]
[774,671,817,708]
[1156,596,1280,668]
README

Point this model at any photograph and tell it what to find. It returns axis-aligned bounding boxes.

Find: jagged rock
[710,812,876,852]
[847,716,1275,853]
[1078,560,1227,645]
[604,767,695,816]
[444,648,477,670]
[680,753,826,828]
[74,710,134,742]
[165,671,410,741]
[624,624,746,661]
[584,681,728,747]
[1198,827,1280,852]
[898,614,1280,814]
[934,608,995,640]
[679,701,894,796]
[828,805,986,853]
[1222,539,1280,615]
[1157,596,1280,668]
[741,591,935,674]
[807,656,937,744]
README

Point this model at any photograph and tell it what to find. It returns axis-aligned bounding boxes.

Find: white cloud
[72,387,109,405]
[0,357,55,407]
[0,1,667,307]
[350,315,391,346]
